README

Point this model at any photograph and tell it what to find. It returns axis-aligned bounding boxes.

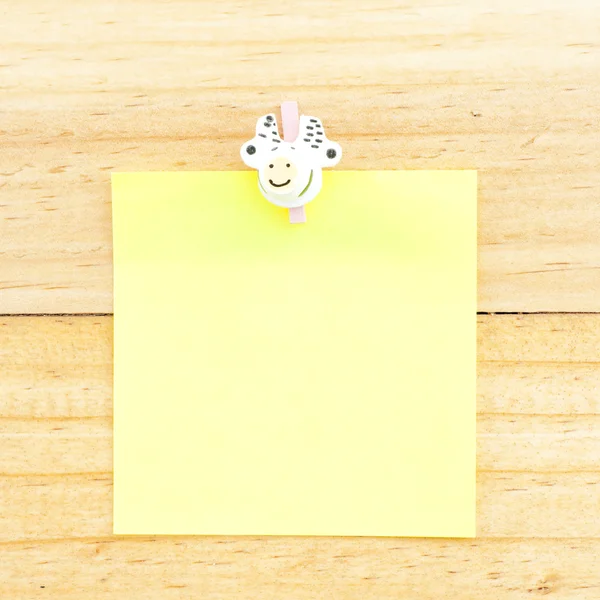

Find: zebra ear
[240,139,263,169]
[321,141,342,167]
[297,115,342,168]
[255,113,282,142]
[241,114,282,169]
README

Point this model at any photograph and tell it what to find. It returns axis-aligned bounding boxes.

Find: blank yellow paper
[112,170,477,538]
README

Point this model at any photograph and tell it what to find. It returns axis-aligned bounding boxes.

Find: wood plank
[5,414,600,476]
[2,312,600,499]
[2,1,600,312]
[1,537,600,600]
[5,331,600,418]
[478,362,600,416]
[0,314,599,545]
[3,314,599,419]
[0,316,111,419]
[1,472,599,542]
[478,415,600,472]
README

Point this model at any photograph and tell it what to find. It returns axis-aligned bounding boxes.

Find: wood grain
[4,472,600,542]
[2,538,599,600]
[2,0,600,313]
[0,314,599,598]
[4,313,599,419]
[2,1,600,597]
[4,414,600,475]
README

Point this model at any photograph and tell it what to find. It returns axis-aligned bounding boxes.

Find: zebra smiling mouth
[269,179,291,188]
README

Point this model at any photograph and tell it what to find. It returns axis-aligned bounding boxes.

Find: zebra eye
[269,164,274,168]
[326,148,337,159]
[246,145,256,155]
[286,163,290,167]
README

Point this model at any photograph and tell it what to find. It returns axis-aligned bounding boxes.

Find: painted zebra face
[254,144,312,205]
[241,113,341,209]
[262,155,298,194]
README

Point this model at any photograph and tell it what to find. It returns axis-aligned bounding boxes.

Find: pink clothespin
[240,103,342,224]
[280,102,305,224]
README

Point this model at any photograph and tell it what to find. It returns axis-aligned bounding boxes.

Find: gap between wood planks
[2,312,600,317]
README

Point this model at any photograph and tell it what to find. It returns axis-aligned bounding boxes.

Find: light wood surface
[2,0,600,312]
[2,1,599,598]
[1,315,599,598]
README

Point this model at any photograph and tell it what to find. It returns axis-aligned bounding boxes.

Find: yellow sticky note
[112,170,477,538]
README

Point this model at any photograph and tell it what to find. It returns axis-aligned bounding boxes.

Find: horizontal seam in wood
[3,311,600,317]
[2,413,598,421]
[0,472,112,478]
[2,469,599,479]
[476,412,600,417]
[0,535,598,547]
[0,416,112,422]
[480,360,600,366]
[0,313,113,317]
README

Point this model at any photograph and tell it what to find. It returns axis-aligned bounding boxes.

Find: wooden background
[2,0,599,597]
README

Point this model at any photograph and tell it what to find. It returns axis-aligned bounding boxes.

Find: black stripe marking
[258,133,266,138]
[311,144,318,148]
[310,118,317,123]
[303,138,310,142]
